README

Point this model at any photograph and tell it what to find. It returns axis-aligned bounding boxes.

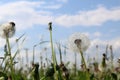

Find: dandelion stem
[110,45,114,71]
[75,52,77,76]
[79,50,87,70]
[49,22,58,80]
[33,46,35,64]
[79,49,90,80]
[6,37,11,55]
[6,36,14,79]
[50,30,58,79]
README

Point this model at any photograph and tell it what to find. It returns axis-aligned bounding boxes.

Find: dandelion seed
[0,22,15,39]
[68,32,90,52]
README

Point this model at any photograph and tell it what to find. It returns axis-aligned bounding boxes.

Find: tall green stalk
[96,45,99,62]
[79,50,87,71]
[57,43,62,63]
[79,50,90,80]
[74,52,77,76]
[110,45,114,71]
[6,36,14,80]
[48,22,58,80]
[33,45,35,64]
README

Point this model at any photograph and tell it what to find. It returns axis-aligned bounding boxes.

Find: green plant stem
[49,30,58,80]
[6,37,14,80]
[33,46,35,64]
[40,76,46,80]
[75,52,77,76]
[79,50,87,70]
[79,50,89,80]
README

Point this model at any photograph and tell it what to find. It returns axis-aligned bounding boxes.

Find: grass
[0,22,119,80]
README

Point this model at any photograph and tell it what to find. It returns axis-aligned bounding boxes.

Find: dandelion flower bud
[0,22,16,39]
[48,22,52,31]
[68,32,90,52]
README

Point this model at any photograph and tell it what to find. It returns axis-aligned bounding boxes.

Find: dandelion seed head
[0,22,16,38]
[68,32,90,52]
[74,39,82,46]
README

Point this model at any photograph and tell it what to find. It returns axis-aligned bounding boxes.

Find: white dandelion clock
[68,32,90,74]
[0,22,16,39]
[68,32,90,53]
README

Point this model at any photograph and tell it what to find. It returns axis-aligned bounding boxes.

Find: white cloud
[42,4,62,9]
[82,32,90,37]
[0,1,59,31]
[57,0,68,3]
[55,6,120,27]
[0,1,120,31]
[93,32,101,37]
[82,32,102,39]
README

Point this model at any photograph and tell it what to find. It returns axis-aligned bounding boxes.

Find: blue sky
[0,0,120,66]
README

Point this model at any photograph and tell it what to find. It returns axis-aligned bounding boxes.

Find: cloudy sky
[0,0,120,67]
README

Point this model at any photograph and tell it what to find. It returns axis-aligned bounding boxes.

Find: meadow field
[0,22,120,80]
